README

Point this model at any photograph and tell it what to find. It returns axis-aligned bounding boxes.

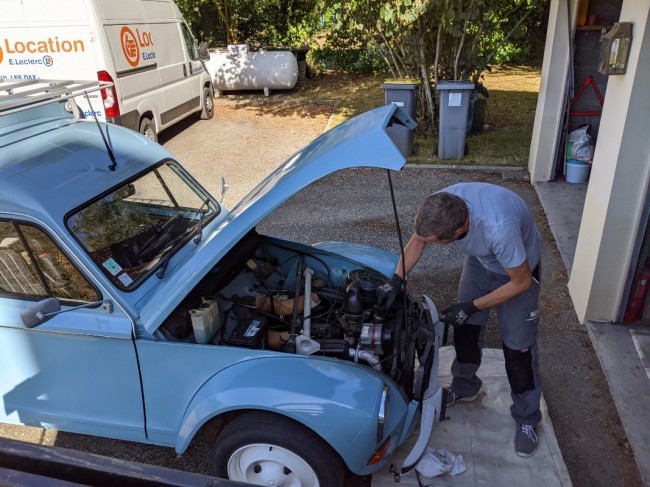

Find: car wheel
[139,118,157,142]
[214,412,345,487]
[200,87,214,120]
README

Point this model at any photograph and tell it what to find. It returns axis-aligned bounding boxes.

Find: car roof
[0,117,171,227]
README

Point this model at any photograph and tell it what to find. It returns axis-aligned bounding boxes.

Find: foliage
[308,27,387,74]
[324,0,549,129]
[308,46,387,74]
[177,0,322,47]
[176,0,226,45]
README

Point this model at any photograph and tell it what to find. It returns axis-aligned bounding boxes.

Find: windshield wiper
[154,230,191,279]
[192,198,211,245]
[156,198,211,279]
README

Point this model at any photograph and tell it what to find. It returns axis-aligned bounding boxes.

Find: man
[377,182,542,457]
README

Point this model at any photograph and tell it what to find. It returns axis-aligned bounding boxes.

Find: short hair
[415,192,468,240]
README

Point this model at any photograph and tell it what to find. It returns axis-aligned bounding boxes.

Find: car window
[180,23,199,61]
[67,160,219,290]
[0,221,100,302]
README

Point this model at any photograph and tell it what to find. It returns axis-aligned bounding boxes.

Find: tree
[326,0,548,129]
[177,0,321,47]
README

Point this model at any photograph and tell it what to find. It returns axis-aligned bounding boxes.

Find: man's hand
[376,274,404,310]
[440,301,479,327]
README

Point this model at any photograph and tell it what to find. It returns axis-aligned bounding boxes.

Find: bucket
[566,159,591,184]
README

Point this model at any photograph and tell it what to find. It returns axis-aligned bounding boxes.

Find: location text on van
[3,38,85,54]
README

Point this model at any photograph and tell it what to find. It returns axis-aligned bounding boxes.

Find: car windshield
[66,160,219,290]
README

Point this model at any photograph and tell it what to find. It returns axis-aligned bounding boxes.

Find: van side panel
[149,22,199,125]
[141,0,176,19]
[94,0,147,20]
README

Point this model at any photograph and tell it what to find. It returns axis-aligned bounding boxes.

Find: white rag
[415,447,467,478]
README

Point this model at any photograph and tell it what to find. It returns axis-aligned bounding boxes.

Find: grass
[295,64,542,168]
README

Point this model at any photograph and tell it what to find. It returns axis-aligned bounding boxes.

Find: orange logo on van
[120,27,140,67]
[0,45,4,64]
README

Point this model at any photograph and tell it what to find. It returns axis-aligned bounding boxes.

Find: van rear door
[0,0,102,118]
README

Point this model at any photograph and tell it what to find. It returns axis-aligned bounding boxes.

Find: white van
[0,0,214,141]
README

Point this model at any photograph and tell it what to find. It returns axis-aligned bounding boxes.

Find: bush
[307,47,388,74]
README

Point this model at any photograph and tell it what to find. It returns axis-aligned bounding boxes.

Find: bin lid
[436,80,475,91]
[381,78,422,89]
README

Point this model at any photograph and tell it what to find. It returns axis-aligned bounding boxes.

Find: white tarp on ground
[373,347,572,486]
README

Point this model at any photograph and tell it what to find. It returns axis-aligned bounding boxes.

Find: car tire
[200,86,214,120]
[139,118,157,142]
[214,411,345,487]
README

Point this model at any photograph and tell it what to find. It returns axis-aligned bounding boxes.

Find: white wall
[568,2,650,322]
[528,0,578,182]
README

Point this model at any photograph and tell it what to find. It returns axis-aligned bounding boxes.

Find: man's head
[415,192,468,243]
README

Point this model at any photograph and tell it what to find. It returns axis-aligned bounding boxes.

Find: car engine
[159,230,433,398]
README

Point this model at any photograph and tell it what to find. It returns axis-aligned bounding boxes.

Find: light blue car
[0,80,444,486]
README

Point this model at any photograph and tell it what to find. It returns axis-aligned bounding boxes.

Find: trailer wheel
[214,412,345,487]
[139,118,157,142]
[200,87,214,120]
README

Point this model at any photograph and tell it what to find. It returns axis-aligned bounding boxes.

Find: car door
[0,220,146,443]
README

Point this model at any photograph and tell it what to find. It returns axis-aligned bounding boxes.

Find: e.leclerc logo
[120,27,140,67]
[120,26,155,68]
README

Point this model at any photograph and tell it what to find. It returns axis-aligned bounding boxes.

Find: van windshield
[66,160,219,290]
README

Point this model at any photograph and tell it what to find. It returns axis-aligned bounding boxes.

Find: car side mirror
[220,176,229,203]
[198,42,210,61]
[21,298,113,328]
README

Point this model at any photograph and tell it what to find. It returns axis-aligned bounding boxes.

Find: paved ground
[0,103,643,486]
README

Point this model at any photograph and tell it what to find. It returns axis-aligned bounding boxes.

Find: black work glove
[440,301,480,327]
[376,273,404,310]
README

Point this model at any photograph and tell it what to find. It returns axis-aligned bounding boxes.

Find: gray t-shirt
[442,183,541,275]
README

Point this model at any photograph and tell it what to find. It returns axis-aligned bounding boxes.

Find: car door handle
[183,63,187,77]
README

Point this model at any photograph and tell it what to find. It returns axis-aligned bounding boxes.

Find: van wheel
[200,87,214,120]
[139,118,157,142]
[214,412,344,487]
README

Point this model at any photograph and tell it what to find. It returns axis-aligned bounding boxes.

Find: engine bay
[159,230,433,397]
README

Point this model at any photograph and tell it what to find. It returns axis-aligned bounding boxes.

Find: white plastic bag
[416,447,467,478]
[566,125,594,162]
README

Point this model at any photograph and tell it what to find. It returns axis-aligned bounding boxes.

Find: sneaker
[515,424,538,457]
[443,387,478,407]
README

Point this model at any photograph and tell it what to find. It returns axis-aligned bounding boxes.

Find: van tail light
[97,71,120,117]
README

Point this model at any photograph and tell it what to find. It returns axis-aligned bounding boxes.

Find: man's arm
[395,234,428,278]
[472,260,533,310]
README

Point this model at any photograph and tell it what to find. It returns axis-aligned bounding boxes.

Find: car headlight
[378,386,389,442]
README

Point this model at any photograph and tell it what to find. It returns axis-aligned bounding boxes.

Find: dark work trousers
[451,255,542,426]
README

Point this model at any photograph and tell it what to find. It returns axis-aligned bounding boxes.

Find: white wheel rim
[144,127,155,140]
[228,443,320,487]
[206,95,213,112]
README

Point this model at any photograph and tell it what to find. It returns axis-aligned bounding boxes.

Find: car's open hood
[139,104,416,333]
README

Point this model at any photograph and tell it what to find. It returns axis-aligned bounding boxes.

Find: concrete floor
[534,179,650,486]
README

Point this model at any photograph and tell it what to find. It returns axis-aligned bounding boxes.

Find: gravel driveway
[0,103,641,487]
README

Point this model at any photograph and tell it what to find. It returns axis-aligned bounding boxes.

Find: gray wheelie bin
[380,79,421,157]
[437,81,474,160]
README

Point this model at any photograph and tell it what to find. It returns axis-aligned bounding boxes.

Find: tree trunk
[454,20,468,80]
[214,0,237,44]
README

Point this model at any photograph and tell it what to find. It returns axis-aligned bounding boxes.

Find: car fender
[312,241,399,278]
[174,356,398,463]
